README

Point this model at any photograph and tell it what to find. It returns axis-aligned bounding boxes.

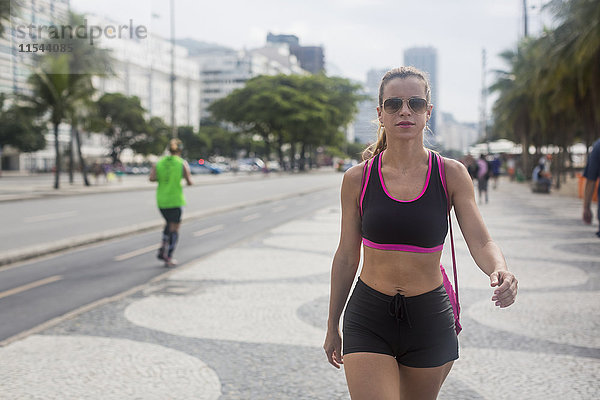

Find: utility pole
[170,0,177,138]
[522,0,529,38]
[479,48,489,154]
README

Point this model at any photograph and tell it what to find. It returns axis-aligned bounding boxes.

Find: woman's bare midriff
[360,246,444,297]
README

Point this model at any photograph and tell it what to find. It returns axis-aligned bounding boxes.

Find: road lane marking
[193,224,225,237]
[272,206,287,212]
[24,211,78,223]
[0,275,63,300]
[241,213,260,222]
[114,244,160,262]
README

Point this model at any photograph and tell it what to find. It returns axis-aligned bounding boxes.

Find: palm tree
[62,12,113,185]
[491,0,600,179]
[24,55,98,189]
[490,45,535,176]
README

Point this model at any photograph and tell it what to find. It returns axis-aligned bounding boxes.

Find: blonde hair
[362,66,432,161]
[169,138,183,154]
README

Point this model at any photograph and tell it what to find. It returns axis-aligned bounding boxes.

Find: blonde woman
[323,67,517,399]
[149,139,193,267]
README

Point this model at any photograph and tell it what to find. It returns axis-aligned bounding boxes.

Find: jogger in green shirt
[149,139,193,267]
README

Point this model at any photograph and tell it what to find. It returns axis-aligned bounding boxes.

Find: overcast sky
[70,0,552,123]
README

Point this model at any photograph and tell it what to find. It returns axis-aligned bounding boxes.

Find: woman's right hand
[323,327,343,369]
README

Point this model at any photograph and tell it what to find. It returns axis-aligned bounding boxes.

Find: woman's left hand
[490,271,518,308]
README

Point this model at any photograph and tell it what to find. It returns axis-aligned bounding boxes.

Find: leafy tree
[178,125,211,159]
[59,12,113,185]
[490,0,600,181]
[130,116,170,157]
[209,74,364,170]
[95,93,147,164]
[21,55,93,189]
[200,122,243,158]
[13,11,113,186]
[0,94,46,153]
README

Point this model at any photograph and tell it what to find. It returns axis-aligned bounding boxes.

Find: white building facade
[184,39,307,122]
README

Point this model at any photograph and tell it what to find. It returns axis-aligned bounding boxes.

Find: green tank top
[155,155,186,208]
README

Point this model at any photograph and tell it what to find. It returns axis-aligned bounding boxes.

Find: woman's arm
[324,163,364,368]
[445,158,518,308]
[149,165,157,182]
[183,161,193,186]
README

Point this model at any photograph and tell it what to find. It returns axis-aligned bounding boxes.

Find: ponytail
[362,123,387,161]
[169,138,183,154]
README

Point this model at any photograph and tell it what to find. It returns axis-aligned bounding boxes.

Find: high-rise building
[352,68,389,145]
[403,47,439,136]
[0,0,70,96]
[266,33,325,74]
[87,14,201,131]
[1,9,203,171]
[0,0,70,171]
[439,112,478,154]
[180,37,308,122]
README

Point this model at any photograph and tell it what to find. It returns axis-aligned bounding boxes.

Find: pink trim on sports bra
[378,150,432,203]
[359,158,374,217]
[362,238,443,253]
[436,154,449,208]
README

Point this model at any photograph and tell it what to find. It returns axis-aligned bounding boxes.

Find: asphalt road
[0,172,342,262]
[0,186,339,342]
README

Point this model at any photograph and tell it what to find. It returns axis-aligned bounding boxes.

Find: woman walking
[323,67,518,399]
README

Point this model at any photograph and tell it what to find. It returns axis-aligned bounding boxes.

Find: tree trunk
[554,147,562,190]
[290,141,296,170]
[278,135,285,171]
[299,142,307,171]
[74,126,90,186]
[54,123,60,189]
[263,133,271,161]
[68,126,74,184]
[520,130,529,181]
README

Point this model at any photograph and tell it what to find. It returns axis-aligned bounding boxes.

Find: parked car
[188,160,222,174]
[337,159,358,172]
[124,165,151,175]
[236,158,266,172]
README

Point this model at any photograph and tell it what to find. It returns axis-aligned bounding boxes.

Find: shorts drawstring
[388,293,412,328]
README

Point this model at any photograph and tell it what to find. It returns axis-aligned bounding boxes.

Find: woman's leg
[344,353,401,400]
[166,222,180,258]
[397,361,454,400]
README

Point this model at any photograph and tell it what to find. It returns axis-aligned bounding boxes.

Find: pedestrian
[323,66,518,400]
[506,155,516,181]
[582,138,600,238]
[476,154,490,203]
[532,161,552,193]
[491,154,501,189]
[149,138,193,267]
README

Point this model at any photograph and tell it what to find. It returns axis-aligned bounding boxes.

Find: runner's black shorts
[159,207,182,223]
[343,277,458,368]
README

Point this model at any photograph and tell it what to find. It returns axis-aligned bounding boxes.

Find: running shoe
[164,258,178,268]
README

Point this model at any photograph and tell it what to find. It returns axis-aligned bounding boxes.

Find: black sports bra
[360,150,449,253]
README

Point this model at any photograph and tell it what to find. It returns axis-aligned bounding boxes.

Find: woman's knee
[344,353,400,400]
[397,361,454,399]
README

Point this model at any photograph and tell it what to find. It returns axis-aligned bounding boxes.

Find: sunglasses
[382,97,428,114]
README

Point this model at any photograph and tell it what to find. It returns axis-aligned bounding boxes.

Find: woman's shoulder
[342,161,370,190]
[439,156,473,191]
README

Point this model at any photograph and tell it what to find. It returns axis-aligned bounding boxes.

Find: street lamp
[170,0,177,138]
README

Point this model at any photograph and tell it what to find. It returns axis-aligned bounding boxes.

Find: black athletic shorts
[159,207,182,223]
[343,277,459,368]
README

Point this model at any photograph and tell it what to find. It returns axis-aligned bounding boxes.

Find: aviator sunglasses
[382,97,428,114]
